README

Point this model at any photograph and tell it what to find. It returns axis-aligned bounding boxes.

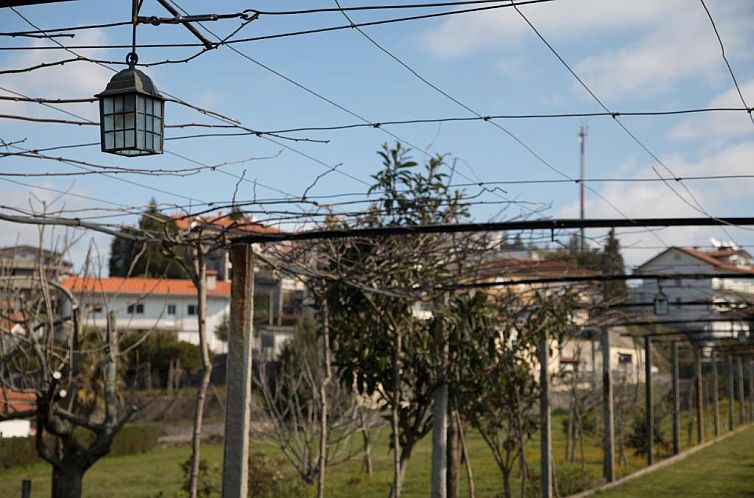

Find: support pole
[644,336,654,466]
[222,244,255,498]
[737,356,745,424]
[671,342,680,454]
[712,351,720,437]
[601,328,615,482]
[749,359,754,423]
[728,354,735,431]
[539,332,552,498]
[695,347,704,445]
[431,297,448,498]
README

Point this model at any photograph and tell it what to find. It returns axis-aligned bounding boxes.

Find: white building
[63,273,231,353]
[0,389,34,438]
[632,246,754,346]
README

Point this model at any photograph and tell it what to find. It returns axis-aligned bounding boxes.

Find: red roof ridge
[676,247,754,274]
[62,276,231,297]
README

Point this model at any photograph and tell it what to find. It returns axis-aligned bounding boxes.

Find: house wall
[633,248,752,343]
[73,293,230,353]
[0,419,31,438]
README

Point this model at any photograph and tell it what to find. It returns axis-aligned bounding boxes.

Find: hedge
[0,424,161,468]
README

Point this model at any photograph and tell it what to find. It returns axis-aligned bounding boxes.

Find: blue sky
[1,0,753,268]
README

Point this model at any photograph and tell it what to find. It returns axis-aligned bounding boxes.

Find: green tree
[108,199,187,278]
[601,228,627,302]
[324,143,478,498]
[453,289,578,498]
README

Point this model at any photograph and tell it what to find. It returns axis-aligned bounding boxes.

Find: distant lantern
[96,57,164,156]
[653,291,669,316]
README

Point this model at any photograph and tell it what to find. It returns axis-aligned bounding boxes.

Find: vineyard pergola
[221,216,754,498]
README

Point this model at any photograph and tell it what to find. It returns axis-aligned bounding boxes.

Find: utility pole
[431,294,449,498]
[578,125,587,255]
[601,327,615,482]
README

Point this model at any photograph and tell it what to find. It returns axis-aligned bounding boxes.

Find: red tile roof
[479,258,597,279]
[173,214,282,235]
[676,247,754,274]
[62,276,231,297]
[0,389,35,416]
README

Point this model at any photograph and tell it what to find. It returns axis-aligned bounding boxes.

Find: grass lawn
[0,409,745,498]
[595,424,754,497]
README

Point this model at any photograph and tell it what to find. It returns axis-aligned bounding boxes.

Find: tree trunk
[502,468,512,498]
[390,326,403,498]
[189,251,212,498]
[52,466,84,498]
[457,415,475,498]
[317,303,332,498]
[447,408,460,498]
[360,411,373,476]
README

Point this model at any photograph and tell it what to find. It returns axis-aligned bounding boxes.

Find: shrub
[110,424,161,456]
[556,465,599,496]
[180,457,219,498]
[249,453,308,498]
[0,436,37,468]
[626,410,666,456]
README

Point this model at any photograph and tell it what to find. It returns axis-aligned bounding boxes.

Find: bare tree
[0,232,137,498]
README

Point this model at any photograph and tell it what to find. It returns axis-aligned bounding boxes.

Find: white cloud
[0,29,113,124]
[558,141,754,265]
[421,0,754,101]
[670,79,754,141]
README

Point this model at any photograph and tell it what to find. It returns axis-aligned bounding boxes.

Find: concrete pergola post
[644,336,654,466]
[539,332,552,498]
[222,244,255,498]
[749,359,754,423]
[728,354,735,432]
[737,356,745,424]
[671,342,681,454]
[712,351,720,437]
[695,347,704,445]
[601,327,615,482]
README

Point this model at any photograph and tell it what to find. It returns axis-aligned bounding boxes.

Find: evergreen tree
[601,228,627,302]
[108,199,188,278]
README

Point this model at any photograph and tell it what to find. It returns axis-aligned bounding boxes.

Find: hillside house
[632,245,754,346]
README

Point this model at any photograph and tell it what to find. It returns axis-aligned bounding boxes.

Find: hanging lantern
[653,291,668,316]
[96,57,164,157]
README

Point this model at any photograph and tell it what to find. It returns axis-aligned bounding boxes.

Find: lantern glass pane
[154,101,162,118]
[114,96,123,113]
[104,116,114,131]
[137,113,145,130]
[104,132,114,150]
[146,133,153,149]
[103,97,113,114]
[114,114,123,131]
[139,131,146,148]
[115,132,124,148]
[153,117,161,132]
[124,95,135,112]
[125,130,135,148]
[125,114,134,129]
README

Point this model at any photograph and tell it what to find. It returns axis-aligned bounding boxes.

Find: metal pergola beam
[0,0,75,6]
[232,217,754,244]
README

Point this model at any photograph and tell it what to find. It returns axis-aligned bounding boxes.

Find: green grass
[596,425,754,497]
[0,411,747,498]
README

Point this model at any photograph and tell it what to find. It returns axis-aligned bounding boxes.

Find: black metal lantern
[96,63,164,156]
[653,291,668,316]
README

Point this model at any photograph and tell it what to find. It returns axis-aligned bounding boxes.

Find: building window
[127,303,144,314]
[167,304,176,315]
[92,305,103,313]
[187,304,197,316]
[618,353,632,364]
